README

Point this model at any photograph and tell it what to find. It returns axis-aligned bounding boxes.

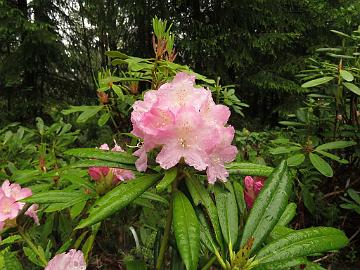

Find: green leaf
[105,51,128,59]
[233,181,246,215]
[0,250,24,270]
[302,186,315,214]
[314,150,349,164]
[270,146,301,155]
[215,189,238,245]
[69,159,135,170]
[330,29,351,38]
[173,191,200,270]
[76,106,103,123]
[316,140,356,151]
[240,161,292,253]
[22,190,89,204]
[256,227,349,264]
[257,257,325,270]
[185,176,224,251]
[348,189,360,205]
[343,82,360,95]
[309,153,333,177]
[140,191,169,205]
[278,121,305,126]
[276,203,297,226]
[0,235,22,247]
[64,148,137,164]
[97,112,111,127]
[197,210,218,252]
[112,84,123,99]
[301,77,334,88]
[76,174,161,229]
[287,154,305,167]
[156,167,178,192]
[339,70,354,82]
[226,162,273,177]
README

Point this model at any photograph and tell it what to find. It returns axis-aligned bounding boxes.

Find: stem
[156,176,178,269]
[201,256,217,270]
[19,228,48,266]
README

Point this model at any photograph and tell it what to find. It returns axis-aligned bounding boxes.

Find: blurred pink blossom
[244,176,266,208]
[88,142,135,184]
[0,180,39,230]
[45,249,86,270]
[131,72,237,183]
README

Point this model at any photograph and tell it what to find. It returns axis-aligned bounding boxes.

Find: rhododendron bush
[0,18,350,270]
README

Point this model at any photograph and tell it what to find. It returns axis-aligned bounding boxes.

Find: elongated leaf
[76,174,161,229]
[343,82,360,95]
[278,121,305,127]
[215,189,238,245]
[140,191,168,205]
[258,257,326,270]
[276,203,297,226]
[77,106,103,123]
[197,210,218,252]
[301,77,334,88]
[226,162,273,177]
[309,153,333,177]
[287,153,305,167]
[69,159,136,170]
[257,227,349,264]
[156,167,177,192]
[240,161,292,253]
[270,146,301,155]
[348,189,360,205]
[173,191,200,270]
[233,181,246,215]
[64,148,137,164]
[268,225,294,242]
[315,150,348,164]
[316,140,356,151]
[185,176,224,251]
[22,190,89,204]
[98,112,111,127]
[340,70,354,81]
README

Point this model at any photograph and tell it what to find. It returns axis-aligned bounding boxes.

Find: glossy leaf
[173,191,200,270]
[287,153,305,167]
[22,190,90,204]
[316,140,356,151]
[76,174,161,229]
[64,148,137,164]
[226,162,273,177]
[257,227,349,264]
[309,153,333,177]
[301,76,334,88]
[276,202,297,226]
[315,150,349,164]
[215,189,238,245]
[156,167,177,192]
[185,176,224,250]
[340,70,354,81]
[343,82,360,95]
[240,161,292,253]
[97,112,111,126]
[77,106,103,123]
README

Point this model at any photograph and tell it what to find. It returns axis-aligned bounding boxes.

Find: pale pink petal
[206,164,229,184]
[156,144,183,170]
[112,168,135,182]
[0,196,19,221]
[244,176,255,189]
[111,141,124,152]
[45,249,86,270]
[99,144,109,150]
[183,148,208,171]
[25,204,40,225]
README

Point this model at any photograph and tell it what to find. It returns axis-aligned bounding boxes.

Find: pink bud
[244,176,265,209]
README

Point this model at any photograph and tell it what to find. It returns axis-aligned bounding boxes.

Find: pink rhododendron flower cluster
[131,72,238,183]
[0,180,39,231]
[88,142,135,183]
[243,176,266,208]
[45,249,86,270]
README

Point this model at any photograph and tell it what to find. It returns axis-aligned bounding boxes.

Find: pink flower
[130,72,238,183]
[0,180,39,229]
[25,204,40,225]
[244,176,266,208]
[45,249,86,270]
[88,142,135,184]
